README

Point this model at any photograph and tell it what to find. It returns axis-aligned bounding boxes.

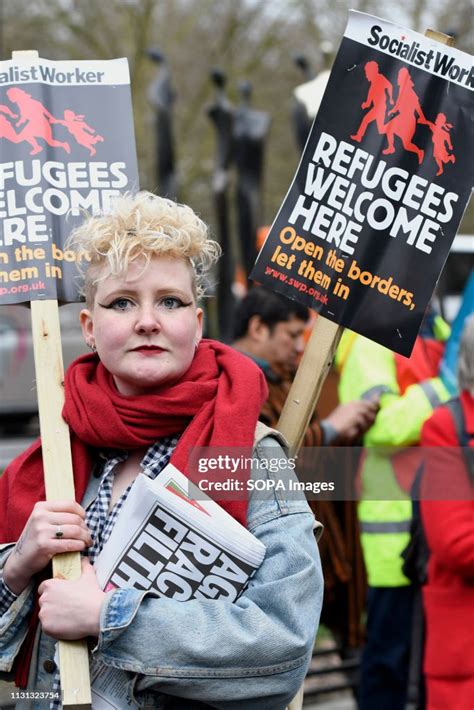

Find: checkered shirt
[0,577,18,615]
[0,436,177,710]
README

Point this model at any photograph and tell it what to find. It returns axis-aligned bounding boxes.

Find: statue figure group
[351,61,455,176]
[0,86,104,156]
[207,69,271,340]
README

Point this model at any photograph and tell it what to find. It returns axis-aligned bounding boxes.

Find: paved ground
[305,696,356,709]
[0,680,15,709]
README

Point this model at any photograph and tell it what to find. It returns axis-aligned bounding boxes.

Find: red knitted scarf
[2,339,267,686]
[0,339,268,544]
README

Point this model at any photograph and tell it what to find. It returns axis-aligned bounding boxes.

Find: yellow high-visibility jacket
[337,321,450,587]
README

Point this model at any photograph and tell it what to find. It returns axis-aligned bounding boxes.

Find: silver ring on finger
[55,525,64,539]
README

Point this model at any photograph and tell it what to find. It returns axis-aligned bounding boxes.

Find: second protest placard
[251,11,473,356]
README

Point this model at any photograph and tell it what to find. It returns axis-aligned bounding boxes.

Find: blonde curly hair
[66,191,221,306]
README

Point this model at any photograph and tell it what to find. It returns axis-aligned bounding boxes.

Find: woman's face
[80,255,202,395]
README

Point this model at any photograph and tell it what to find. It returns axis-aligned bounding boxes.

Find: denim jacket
[0,428,323,709]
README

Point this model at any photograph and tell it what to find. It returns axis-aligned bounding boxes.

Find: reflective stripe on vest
[419,380,442,409]
[360,520,411,534]
[360,384,395,402]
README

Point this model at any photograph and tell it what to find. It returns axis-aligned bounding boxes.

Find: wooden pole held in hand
[13,50,92,710]
[30,300,92,708]
[277,315,343,454]
[284,26,454,710]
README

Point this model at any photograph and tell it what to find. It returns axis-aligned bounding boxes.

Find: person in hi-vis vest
[337,310,450,710]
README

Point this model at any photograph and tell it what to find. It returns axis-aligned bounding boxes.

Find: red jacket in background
[420,391,474,710]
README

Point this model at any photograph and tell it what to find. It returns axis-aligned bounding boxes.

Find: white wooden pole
[284,28,454,710]
[12,50,92,709]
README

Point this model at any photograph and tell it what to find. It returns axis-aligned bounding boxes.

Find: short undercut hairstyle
[66,191,221,306]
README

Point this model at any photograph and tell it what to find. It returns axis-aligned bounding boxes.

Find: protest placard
[0,56,138,304]
[1,51,139,707]
[251,11,473,356]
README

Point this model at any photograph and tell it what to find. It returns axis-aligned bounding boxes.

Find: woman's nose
[134,306,161,334]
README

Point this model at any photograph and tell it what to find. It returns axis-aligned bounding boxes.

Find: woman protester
[0,192,323,709]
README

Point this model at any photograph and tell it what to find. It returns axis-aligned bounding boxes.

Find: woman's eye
[161,297,183,309]
[110,297,133,310]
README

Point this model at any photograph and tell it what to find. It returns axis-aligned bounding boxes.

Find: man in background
[233,287,377,445]
[233,286,379,659]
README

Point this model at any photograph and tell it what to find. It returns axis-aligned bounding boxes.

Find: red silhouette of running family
[0,104,21,144]
[55,110,104,156]
[428,112,456,176]
[351,61,394,142]
[351,62,455,175]
[0,87,104,157]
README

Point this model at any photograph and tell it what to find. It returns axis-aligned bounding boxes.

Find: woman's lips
[132,346,165,355]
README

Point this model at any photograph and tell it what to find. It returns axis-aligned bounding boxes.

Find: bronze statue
[147,49,177,198]
[234,80,270,281]
[207,68,235,340]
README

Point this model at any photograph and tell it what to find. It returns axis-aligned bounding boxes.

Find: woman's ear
[196,308,203,342]
[80,308,94,348]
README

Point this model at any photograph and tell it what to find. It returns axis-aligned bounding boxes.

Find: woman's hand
[3,500,93,595]
[38,558,106,640]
